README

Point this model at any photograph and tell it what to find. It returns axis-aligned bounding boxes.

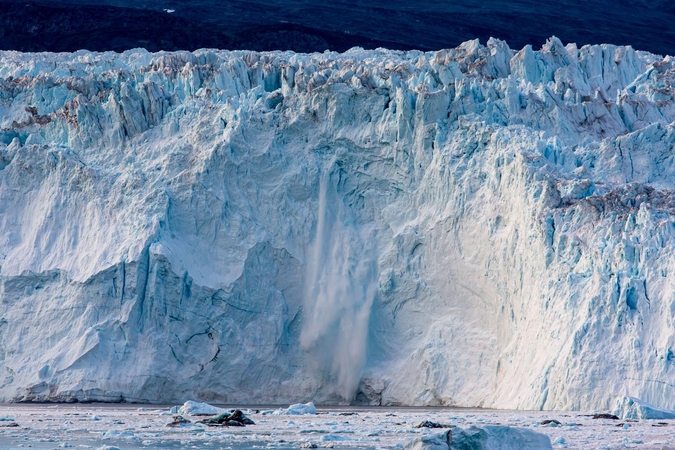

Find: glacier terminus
[1,37,675,412]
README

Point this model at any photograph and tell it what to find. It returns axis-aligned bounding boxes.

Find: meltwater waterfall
[301,166,378,401]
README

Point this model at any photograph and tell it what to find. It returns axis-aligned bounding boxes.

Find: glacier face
[1,37,675,410]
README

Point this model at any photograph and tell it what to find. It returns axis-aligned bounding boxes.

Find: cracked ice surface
[1,37,675,409]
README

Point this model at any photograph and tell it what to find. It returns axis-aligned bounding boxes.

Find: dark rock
[592,414,620,420]
[199,412,229,426]
[415,420,450,429]
[652,422,669,427]
[198,409,255,426]
[226,420,245,426]
[229,410,244,421]
[35,115,52,125]
[540,419,561,426]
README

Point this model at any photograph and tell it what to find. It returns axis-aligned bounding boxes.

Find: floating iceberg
[269,402,317,415]
[612,396,675,420]
[404,426,553,450]
[404,432,451,450]
[176,401,229,416]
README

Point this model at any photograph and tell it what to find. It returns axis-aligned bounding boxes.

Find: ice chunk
[404,431,450,450]
[271,402,317,415]
[166,415,192,427]
[404,426,552,450]
[177,401,229,416]
[101,430,134,438]
[320,434,353,441]
[613,396,675,420]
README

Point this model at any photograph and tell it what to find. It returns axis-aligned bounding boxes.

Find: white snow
[0,38,675,410]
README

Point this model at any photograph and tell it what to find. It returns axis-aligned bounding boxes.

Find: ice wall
[1,37,675,410]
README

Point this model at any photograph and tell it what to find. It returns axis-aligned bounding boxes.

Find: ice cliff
[1,37,675,410]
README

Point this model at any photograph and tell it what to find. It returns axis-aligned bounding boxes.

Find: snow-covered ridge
[1,37,675,410]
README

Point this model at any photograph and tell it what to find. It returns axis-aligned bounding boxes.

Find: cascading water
[301,166,379,401]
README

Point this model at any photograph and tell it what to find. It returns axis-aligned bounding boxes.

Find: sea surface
[0,403,671,449]
[0,0,674,55]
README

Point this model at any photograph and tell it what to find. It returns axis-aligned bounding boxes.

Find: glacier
[1,37,675,411]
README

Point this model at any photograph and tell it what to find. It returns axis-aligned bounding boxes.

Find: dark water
[0,0,674,55]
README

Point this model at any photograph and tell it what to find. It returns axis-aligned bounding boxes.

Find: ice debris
[613,396,675,420]
[101,430,134,438]
[165,415,191,427]
[320,434,353,441]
